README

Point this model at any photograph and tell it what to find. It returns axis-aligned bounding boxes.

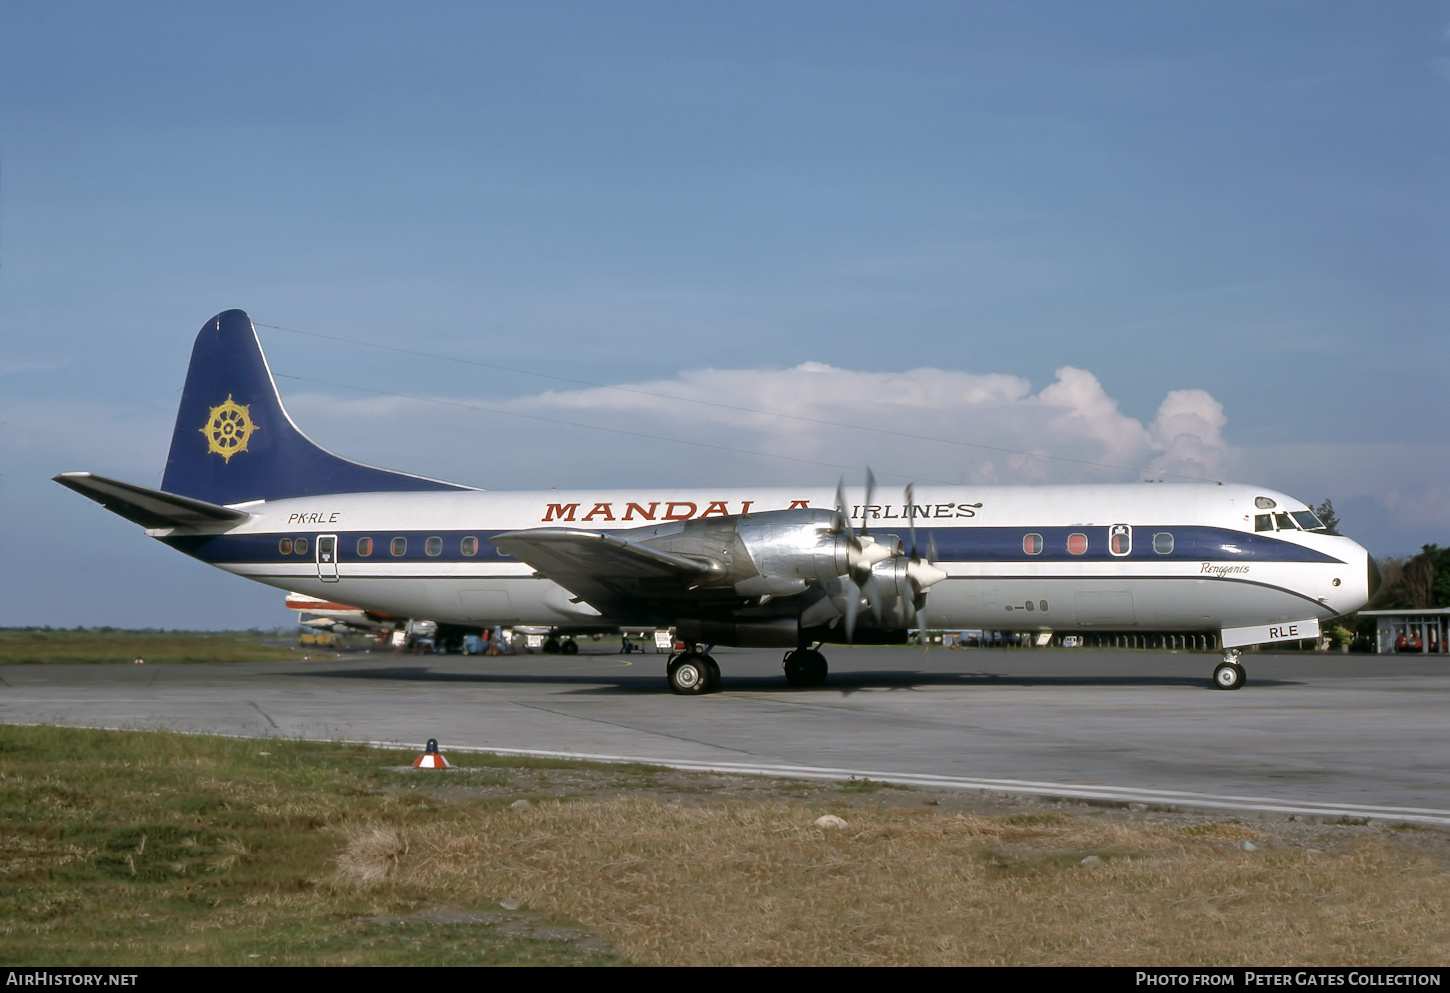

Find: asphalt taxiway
[3,646,1447,823]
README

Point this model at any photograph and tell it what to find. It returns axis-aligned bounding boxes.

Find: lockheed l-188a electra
[56,310,1380,693]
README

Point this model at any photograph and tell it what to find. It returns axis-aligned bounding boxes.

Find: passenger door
[317,534,339,583]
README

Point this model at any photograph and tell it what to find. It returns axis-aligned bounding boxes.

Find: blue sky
[2,2,1447,628]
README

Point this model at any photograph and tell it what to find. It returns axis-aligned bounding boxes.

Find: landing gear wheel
[543,637,561,654]
[783,648,828,688]
[1213,661,1246,690]
[561,639,579,655]
[667,654,711,695]
[704,656,721,692]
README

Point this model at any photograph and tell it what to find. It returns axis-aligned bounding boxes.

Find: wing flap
[53,472,252,530]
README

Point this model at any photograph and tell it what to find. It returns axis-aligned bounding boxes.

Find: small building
[1359,608,1450,655]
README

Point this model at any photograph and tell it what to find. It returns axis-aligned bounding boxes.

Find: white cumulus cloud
[1150,389,1228,481]
[502,362,1229,486]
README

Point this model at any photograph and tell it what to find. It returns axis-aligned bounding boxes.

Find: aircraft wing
[53,472,252,530]
[491,527,721,615]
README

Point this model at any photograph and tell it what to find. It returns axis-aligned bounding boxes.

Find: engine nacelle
[676,617,799,648]
[622,508,847,596]
[625,507,925,610]
[734,508,849,590]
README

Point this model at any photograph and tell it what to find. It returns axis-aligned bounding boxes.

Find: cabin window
[1067,532,1088,555]
[278,538,293,555]
[356,537,373,557]
[1109,524,1131,556]
[1255,515,1273,532]
[1039,600,1048,612]
[391,537,407,557]
[461,536,478,557]
[1153,532,1174,555]
[294,537,308,555]
[1275,513,1297,531]
[1022,533,1043,555]
[426,536,443,557]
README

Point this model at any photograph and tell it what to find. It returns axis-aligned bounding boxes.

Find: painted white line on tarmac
[366,739,1450,827]
[10,718,1446,827]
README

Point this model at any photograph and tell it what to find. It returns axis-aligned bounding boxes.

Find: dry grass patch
[5,723,1448,967]
[336,826,410,886]
[338,797,1450,967]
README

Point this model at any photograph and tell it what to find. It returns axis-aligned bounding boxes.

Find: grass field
[0,725,618,965]
[2,723,1448,966]
[0,628,316,666]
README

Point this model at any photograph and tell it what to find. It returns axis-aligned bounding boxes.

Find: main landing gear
[783,647,828,688]
[663,645,833,694]
[1213,649,1246,690]
[666,646,721,695]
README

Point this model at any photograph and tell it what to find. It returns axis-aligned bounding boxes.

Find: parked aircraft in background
[56,311,1379,693]
[286,591,397,636]
[285,591,597,654]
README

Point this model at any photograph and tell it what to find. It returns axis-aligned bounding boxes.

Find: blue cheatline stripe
[165,524,1342,567]
[925,525,1340,564]
[224,570,1340,613]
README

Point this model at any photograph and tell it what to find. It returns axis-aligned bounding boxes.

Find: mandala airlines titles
[538,500,984,523]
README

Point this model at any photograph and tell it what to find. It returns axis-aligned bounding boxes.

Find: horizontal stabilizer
[53,472,252,530]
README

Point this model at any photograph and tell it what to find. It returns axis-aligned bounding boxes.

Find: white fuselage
[158,482,1374,637]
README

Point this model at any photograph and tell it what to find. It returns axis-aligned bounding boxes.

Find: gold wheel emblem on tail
[200,395,257,462]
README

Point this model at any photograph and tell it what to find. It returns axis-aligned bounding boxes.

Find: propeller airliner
[56,311,1380,693]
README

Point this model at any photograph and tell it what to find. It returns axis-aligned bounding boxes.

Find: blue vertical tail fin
[160,310,469,504]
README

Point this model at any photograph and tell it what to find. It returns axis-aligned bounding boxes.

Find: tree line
[1367,544,1450,611]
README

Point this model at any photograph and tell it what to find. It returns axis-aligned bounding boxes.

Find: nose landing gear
[1213,649,1246,690]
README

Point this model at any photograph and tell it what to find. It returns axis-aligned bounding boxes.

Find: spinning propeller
[829,471,945,641]
[899,483,948,627]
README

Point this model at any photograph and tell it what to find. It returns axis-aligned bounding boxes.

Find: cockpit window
[1254,515,1272,532]
[1274,513,1297,531]
[1291,510,1325,531]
